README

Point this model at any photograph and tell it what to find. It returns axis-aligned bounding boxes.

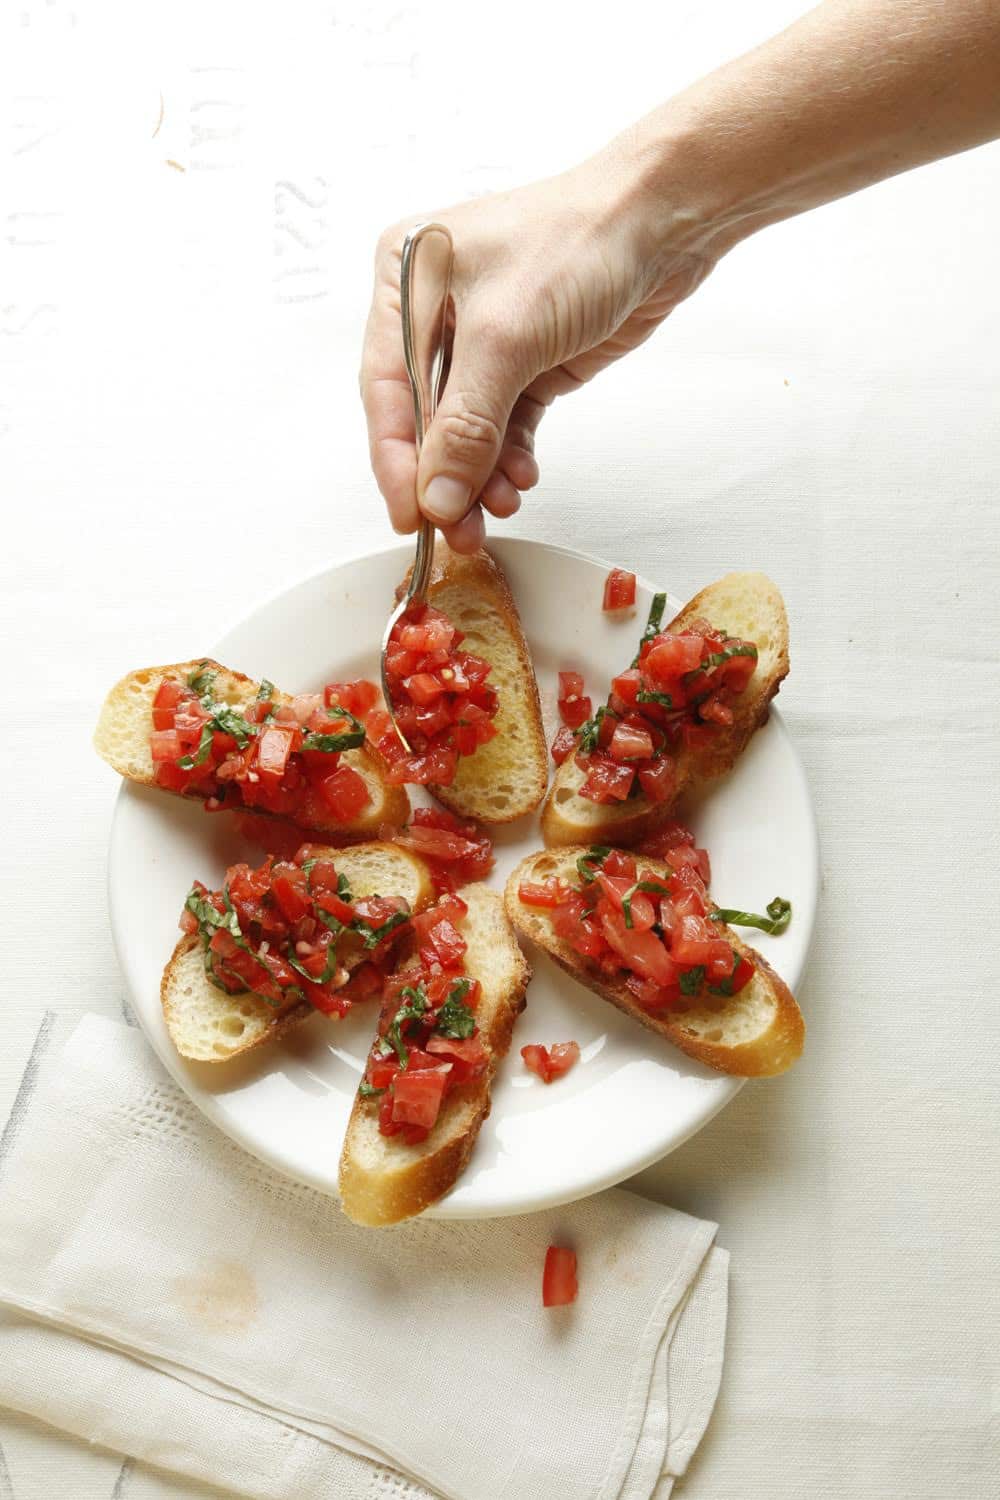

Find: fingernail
[422,475,470,523]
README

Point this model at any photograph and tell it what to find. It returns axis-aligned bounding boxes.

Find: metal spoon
[379,221,455,752]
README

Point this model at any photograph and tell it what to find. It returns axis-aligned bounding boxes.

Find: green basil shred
[435,979,476,1039]
[632,592,668,665]
[679,965,705,997]
[621,879,672,929]
[576,846,611,884]
[711,897,791,935]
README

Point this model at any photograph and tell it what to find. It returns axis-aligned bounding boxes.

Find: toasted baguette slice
[162,842,434,1063]
[95,658,409,838]
[398,546,547,823]
[505,847,803,1076]
[541,572,789,848]
[339,883,530,1225]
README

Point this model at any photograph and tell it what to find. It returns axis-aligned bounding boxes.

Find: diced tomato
[580,759,635,803]
[603,568,636,612]
[638,756,676,802]
[670,914,733,970]
[428,917,467,968]
[425,1032,488,1082]
[391,1065,451,1129]
[550,725,577,765]
[271,866,311,924]
[518,879,566,908]
[558,670,585,699]
[150,729,184,762]
[601,908,678,987]
[559,692,592,730]
[394,826,481,862]
[610,668,642,708]
[152,678,187,728]
[402,672,445,706]
[324,679,378,717]
[603,850,637,880]
[256,725,295,778]
[609,721,654,761]
[317,764,371,821]
[521,1041,580,1083]
[636,821,696,856]
[626,972,681,1011]
[542,1246,578,1307]
[644,632,706,681]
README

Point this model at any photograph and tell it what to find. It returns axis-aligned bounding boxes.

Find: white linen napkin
[0,1016,727,1500]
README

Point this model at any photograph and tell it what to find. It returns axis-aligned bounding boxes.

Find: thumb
[417,328,522,526]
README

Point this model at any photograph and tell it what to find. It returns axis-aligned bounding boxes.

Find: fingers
[417,318,527,528]
[360,247,422,534]
[439,501,487,554]
[481,471,523,519]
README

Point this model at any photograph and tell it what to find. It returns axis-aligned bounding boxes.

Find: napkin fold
[0,1017,727,1500]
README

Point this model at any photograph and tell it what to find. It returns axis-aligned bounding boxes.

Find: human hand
[360,147,719,552]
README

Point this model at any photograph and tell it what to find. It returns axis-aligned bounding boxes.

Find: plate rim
[108,532,819,1217]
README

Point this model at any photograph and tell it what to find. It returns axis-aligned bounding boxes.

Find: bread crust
[541,573,789,848]
[505,848,803,1077]
[94,658,410,837]
[395,547,548,824]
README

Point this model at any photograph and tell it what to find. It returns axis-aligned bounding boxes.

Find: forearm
[614,0,1000,263]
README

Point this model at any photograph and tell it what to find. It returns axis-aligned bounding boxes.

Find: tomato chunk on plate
[543,1246,578,1307]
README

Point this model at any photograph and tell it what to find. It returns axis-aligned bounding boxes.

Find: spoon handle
[399,222,454,605]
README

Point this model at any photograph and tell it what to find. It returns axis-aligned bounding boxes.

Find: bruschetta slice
[339,883,530,1225]
[505,846,803,1077]
[373,546,547,824]
[541,573,789,848]
[95,659,409,839]
[163,841,433,1062]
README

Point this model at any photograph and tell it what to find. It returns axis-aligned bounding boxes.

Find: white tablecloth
[2,2,998,1497]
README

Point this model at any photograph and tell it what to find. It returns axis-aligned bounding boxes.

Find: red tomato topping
[178,852,412,1018]
[549,596,759,808]
[521,1041,581,1083]
[148,666,380,826]
[517,845,753,1008]
[603,568,637,612]
[393,807,494,893]
[378,603,499,786]
[543,1246,578,1307]
[358,894,487,1141]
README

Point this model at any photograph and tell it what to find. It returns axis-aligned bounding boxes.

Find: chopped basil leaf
[178,722,215,770]
[301,705,366,753]
[636,689,673,709]
[679,965,705,997]
[576,706,606,755]
[686,643,758,679]
[337,872,353,901]
[711,897,791,935]
[208,704,255,747]
[315,908,344,938]
[355,909,409,950]
[187,661,216,696]
[435,979,476,1039]
[384,984,429,1067]
[359,1081,385,1098]
[300,858,318,876]
[621,879,672,929]
[301,727,366,753]
[632,592,668,665]
[184,886,283,1006]
[577,846,611,884]
[256,679,275,702]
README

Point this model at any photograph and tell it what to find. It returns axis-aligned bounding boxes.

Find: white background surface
[1,2,998,1497]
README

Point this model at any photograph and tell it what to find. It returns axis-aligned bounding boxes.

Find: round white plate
[109,537,818,1218]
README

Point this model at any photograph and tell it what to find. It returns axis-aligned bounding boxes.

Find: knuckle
[438,404,503,459]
